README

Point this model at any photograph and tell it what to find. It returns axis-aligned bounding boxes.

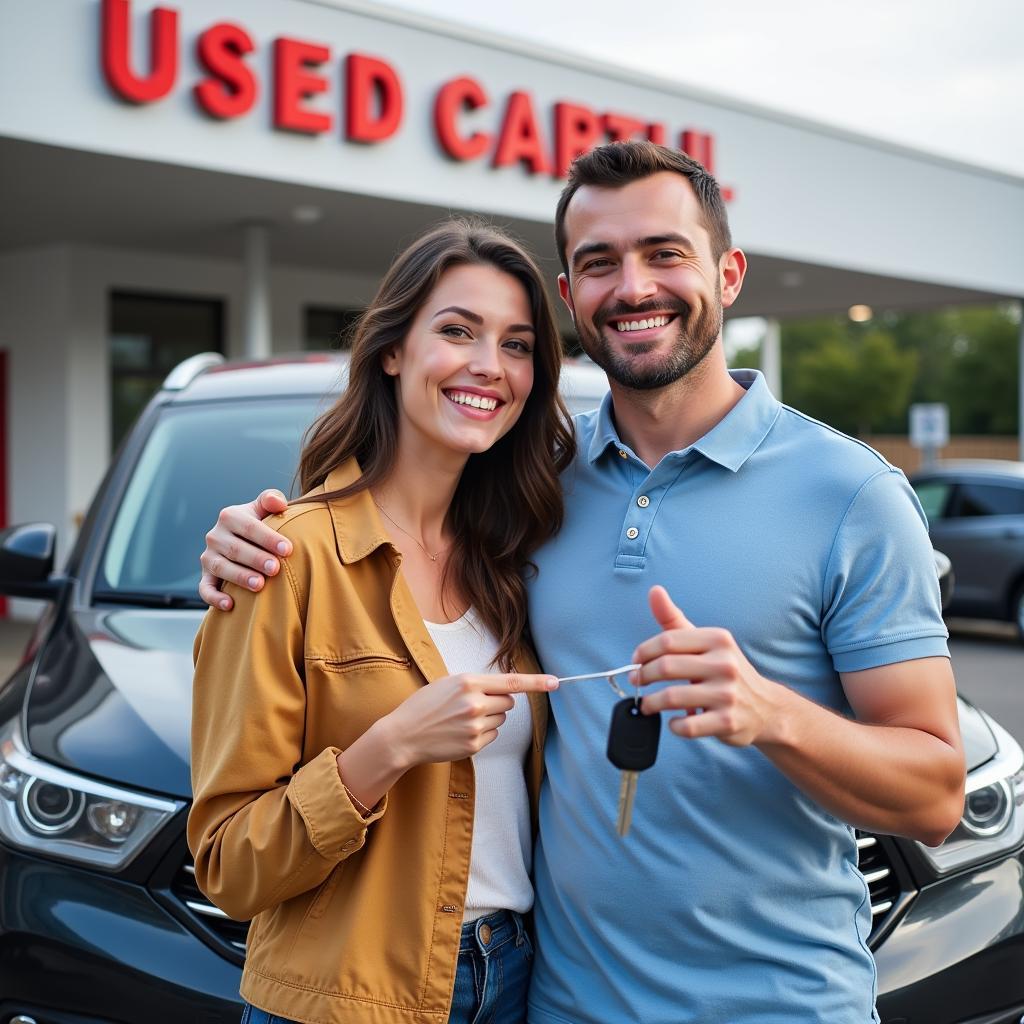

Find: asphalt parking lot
[947,619,1024,744]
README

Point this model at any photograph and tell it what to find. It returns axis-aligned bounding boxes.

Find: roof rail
[162,352,226,391]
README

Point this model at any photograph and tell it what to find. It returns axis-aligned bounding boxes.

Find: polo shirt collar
[587,369,781,473]
[322,458,394,564]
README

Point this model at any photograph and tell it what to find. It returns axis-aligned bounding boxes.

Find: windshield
[96,397,324,603]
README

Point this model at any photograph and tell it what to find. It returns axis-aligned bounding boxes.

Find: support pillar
[762,318,782,400]
[1018,303,1024,461]
[242,223,271,359]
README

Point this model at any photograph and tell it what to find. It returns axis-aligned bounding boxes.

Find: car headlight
[918,715,1024,875]
[0,721,183,870]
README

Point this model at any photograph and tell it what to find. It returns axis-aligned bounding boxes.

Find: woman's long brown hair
[295,219,576,670]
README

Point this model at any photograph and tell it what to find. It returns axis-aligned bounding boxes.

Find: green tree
[941,306,1019,434]
[789,330,918,436]
[730,303,1020,437]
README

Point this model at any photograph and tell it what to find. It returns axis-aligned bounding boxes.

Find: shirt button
[618,450,628,459]
[637,495,650,508]
[626,527,639,540]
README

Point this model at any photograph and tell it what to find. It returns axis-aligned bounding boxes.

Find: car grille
[857,831,901,940]
[171,838,900,962]
[171,858,249,959]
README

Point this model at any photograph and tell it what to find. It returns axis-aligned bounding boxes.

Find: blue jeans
[240,909,533,1024]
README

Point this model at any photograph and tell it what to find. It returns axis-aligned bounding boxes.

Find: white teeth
[614,315,670,333]
[446,391,498,411]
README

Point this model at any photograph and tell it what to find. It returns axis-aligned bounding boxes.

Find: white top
[424,608,534,922]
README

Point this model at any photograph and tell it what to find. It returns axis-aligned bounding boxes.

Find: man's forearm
[756,685,964,846]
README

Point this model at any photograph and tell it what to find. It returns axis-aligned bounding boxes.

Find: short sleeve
[822,468,949,673]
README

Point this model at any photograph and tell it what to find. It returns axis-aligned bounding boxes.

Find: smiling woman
[188,219,575,1024]
[380,263,537,470]
[295,223,573,651]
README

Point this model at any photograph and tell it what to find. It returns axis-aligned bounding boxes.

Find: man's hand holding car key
[557,585,784,836]
[631,585,785,748]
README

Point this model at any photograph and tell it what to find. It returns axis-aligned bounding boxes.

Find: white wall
[0,247,75,618]
[0,241,379,616]
[0,246,75,539]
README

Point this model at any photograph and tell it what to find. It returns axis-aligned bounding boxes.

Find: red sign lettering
[273,38,332,135]
[96,4,734,195]
[646,123,667,146]
[345,54,404,143]
[434,77,492,161]
[194,23,257,119]
[493,92,552,176]
[681,130,714,175]
[101,0,177,104]
[554,102,603,178]
[603,112,648,144]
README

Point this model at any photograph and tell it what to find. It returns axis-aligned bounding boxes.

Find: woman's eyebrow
[433,305,483,324]
[434,306,534,334]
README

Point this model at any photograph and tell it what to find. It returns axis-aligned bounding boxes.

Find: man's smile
[608,313,676,334]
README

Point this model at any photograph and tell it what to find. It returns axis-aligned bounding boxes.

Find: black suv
[0,355,1022,1024]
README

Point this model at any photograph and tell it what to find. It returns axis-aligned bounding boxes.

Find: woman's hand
[382,673,558,767]
[337,673,557,812]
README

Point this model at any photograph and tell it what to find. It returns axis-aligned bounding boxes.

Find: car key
[606,697,660,837]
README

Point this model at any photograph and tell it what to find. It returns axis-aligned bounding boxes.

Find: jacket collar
[322,459,394,564]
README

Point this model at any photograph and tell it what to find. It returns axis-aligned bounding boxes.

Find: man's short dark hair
[554,140,732,278]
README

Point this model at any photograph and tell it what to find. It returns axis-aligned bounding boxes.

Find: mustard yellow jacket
[188,461,546,1024]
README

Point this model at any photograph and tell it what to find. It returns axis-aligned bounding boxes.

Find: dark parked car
[911,460,1024,640]
[0,355,1022,1024]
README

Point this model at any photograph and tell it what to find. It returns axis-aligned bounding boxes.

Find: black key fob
[606,698,660,771]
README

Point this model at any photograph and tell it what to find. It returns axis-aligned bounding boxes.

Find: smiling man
[200,141,965,1023]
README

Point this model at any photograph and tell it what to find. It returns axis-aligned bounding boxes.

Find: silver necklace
[373,500,449,562]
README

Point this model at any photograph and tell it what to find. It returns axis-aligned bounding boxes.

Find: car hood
[22,605,1003,800]
[25,606,204,798]
[958,695,1000,771]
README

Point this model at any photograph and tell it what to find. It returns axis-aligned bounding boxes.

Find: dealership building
[1,0,1023,588]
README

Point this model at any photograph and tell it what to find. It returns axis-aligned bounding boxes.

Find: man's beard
[575,289,723,391]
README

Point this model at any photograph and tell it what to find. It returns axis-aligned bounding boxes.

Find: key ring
[556,663,640,700]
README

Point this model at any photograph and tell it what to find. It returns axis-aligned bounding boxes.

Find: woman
[187,219,575,1024]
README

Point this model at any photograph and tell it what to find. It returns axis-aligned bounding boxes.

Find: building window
[304,306,363,350]
[109,292,224,451]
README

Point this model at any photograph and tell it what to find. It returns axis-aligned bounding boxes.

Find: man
[200,141,964,1023]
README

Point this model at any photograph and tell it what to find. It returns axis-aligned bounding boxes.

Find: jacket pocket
[306,863,344,921]
[313,651,411,674]
[281,866,345,963]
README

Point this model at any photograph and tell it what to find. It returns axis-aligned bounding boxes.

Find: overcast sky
[385,0,1024,179]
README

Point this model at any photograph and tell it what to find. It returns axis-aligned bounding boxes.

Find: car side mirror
[933,549,954,612]
[0,523,63,599]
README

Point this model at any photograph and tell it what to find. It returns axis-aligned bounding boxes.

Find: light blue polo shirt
[526,369,948,1024]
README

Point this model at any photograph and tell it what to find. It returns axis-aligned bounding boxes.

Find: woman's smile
[442,386,506,418]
